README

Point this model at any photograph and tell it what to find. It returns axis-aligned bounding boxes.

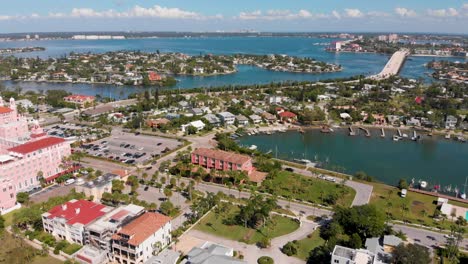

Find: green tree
[111,180,125,193]
[281,241,298,256]
[391,243,430,264]
[16,192,30,204]
[397,178,408,190]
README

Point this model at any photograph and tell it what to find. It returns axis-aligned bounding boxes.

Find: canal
[238,128,468,192]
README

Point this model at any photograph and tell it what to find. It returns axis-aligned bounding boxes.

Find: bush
[257,236,271,248]
[257,256,274,264]
[281,241,298,256]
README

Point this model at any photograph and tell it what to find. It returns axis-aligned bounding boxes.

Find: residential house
[75,173,118,202]
[405,117,421,127]
[218,112,236,126]
[278,111,297,123]
[111,212,171,264]
[144,249,180,264]
[386,115,400,126]
[445,115,458,129]
[261,112,277,123]
[331,245,374,264]
[178,101,190,110]
[249,114,262,124]
[190,108,204,116]
[235,115,249,126]
[85,204,145,252]
[203,114,221,127]
[181,120,206,133]
[146,118,170,128]
[74,245,108,264]
[185,241,246,264]
[42,199,111,245]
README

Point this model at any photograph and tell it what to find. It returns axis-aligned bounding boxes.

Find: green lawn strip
[0,232,62,264]
[263,171,355,207]
[369,182,466,231]
[294,230,325,260]
[195,205,299,244]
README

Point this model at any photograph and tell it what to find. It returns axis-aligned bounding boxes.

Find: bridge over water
[370,49,411,80]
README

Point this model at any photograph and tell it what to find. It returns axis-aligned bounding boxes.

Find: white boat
[445,134,451,139]
[420,181,428,188]
[393,135,401,141]
[402,133,408,138]
[249,145,257,150]
[461,193,467,200]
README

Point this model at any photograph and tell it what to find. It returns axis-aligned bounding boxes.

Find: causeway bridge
[370,49,410,80]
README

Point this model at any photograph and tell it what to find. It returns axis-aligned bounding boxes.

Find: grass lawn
[195,205,300,244]
[369,182,467,231]
[294,230,325,260]
[0,232,62,264]
[2,211,15,227]
[261,171,356,207]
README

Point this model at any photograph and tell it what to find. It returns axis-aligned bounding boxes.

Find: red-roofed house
[191,148,267,184]
[278,111,297,123]
[42,199,110,245]
[64,94,95,107]
[148,71,162,82]
[111,212,171,264]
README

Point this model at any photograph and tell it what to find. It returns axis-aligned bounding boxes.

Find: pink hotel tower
[0,97,71,214]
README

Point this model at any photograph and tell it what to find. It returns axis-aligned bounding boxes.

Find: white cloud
[331,10,341,19]
[427,8,459,17]
[394,7,417,17]
[237,9,326,20]
[0,15,13,21]
[344,9,364,18]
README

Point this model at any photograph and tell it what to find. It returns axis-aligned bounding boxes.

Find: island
[427,60,468,83]
[0,46,45,55]
[0,51,341,87]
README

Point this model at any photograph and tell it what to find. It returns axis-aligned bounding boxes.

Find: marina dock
[349,126,356,136]
[381,128,385,138]
[358,126,371,137]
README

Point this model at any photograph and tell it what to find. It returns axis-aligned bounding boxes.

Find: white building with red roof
[112,212,171,264]
[42,199,111,245]
[0,97,72,214]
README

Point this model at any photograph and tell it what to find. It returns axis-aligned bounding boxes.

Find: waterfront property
[111,212,172,264]
[191,148,267,184]
[0,97,72,214]
[185,241,246,264]
[63,94,95,107]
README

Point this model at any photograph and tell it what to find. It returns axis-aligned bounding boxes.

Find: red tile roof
[279,111,297,118]
[192,148,251,165]
[64,94,95,102]
[0,106,13,114]
[8,137,66,154]
[46,200,107,225]
[248,170,268,183]
[112,212,171,246]
[111,209,129,221]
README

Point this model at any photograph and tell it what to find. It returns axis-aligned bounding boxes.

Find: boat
[299,128,305,134]
[457,136,466,142]
[445,134,451,139]
[321,125,332,133]
[248,145,257,150]
[420,181,428,188]
[402,133,408,138]
[393,135,402,141]
[411,131,421,141]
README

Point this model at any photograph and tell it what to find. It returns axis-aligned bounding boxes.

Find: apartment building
[112,212,171,264]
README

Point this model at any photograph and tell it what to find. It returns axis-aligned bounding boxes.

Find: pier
[381,128,385,138]
[349,126,356,136]
[359,126,371,137]
[397,129,403,137]
[370,49,410,80]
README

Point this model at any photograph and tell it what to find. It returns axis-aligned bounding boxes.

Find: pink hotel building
[0,97,71,214]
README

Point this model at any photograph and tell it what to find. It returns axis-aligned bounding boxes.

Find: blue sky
[0,1,467,33]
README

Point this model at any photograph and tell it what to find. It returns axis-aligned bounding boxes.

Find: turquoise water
[238,129,468,189]
[1,37,466,97]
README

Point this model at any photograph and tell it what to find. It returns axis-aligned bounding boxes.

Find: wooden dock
[381,128,385,138]
[349,126,356,136]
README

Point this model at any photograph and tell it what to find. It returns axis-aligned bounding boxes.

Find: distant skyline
[1,1,467,34]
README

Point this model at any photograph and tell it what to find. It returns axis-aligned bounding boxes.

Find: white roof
[0,155,14,163]
[340,113,351,119]
[190,120,206,128]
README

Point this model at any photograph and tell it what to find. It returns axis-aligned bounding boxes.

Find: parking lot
[81,131,183,165]
[44,123,109,142]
